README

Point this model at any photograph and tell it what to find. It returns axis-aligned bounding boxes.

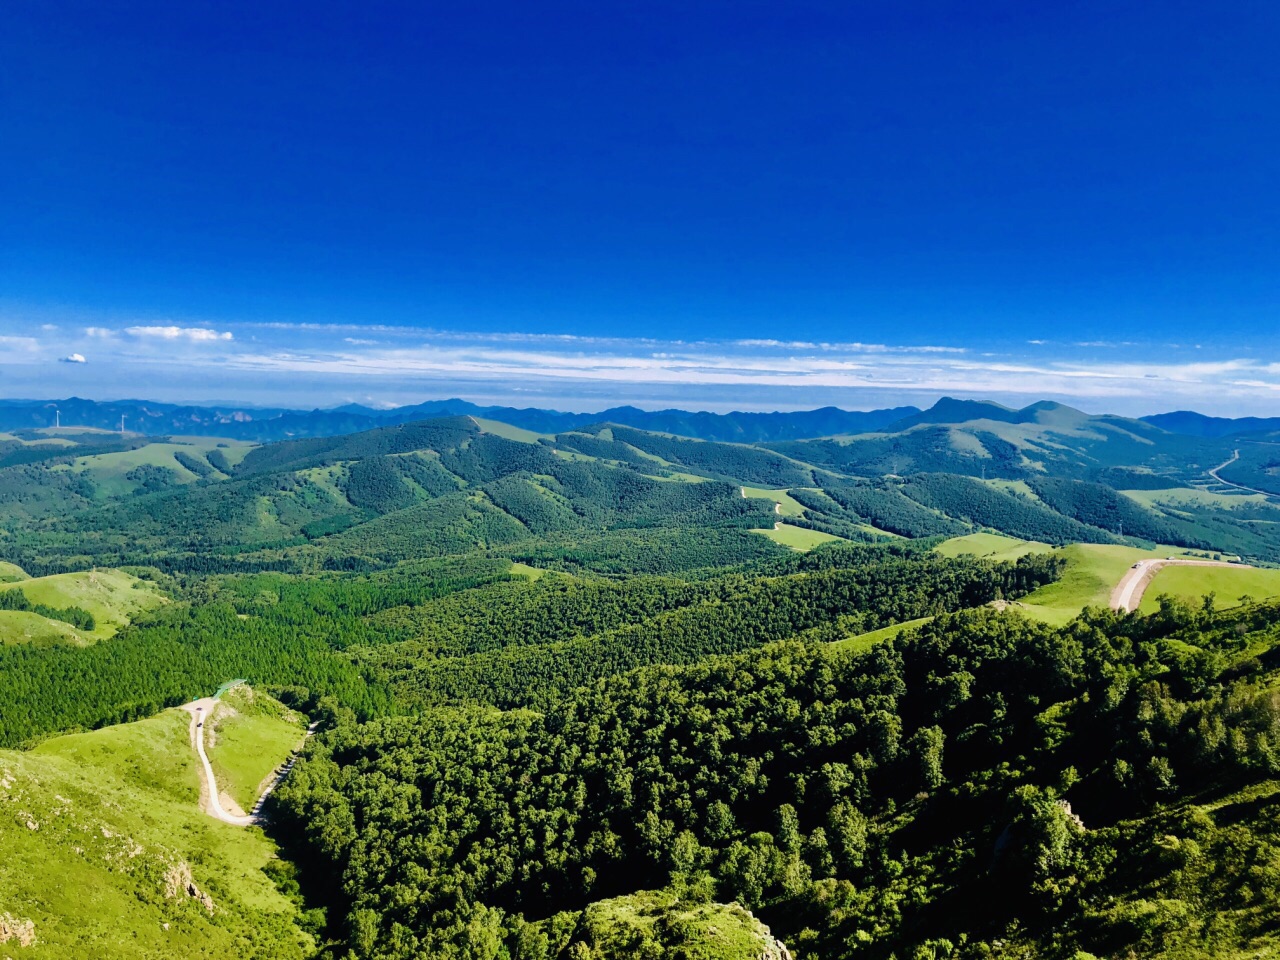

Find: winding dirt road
[1207,450,1277,498]
[181,699,255,826]
[180,698,317,827]
[1110,557,1249,613]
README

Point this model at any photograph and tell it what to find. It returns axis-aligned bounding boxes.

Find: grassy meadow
[205,686,308,813]
[0,569,167,645]
[754,522,845,551]
[740,485,808,517]
[934,532,1053,562]
[1137,563,1280,614]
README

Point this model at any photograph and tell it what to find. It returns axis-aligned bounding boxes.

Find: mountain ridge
[2,393,1276,447]
[0,396,919,444]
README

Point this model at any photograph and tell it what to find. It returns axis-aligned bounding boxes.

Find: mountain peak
[885,397,1019,431]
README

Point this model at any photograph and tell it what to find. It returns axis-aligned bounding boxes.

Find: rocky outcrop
[736,905,793,960]
[162,861,215,914]
[0,912,36,947]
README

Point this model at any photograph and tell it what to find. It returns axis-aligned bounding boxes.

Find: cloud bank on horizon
[0,314,1277,416]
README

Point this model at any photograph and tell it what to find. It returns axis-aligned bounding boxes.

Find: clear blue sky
[2,1,1278,414]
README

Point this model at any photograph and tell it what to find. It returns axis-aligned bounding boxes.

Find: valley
[2,398,1280,959]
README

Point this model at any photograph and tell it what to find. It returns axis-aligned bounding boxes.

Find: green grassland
[1018,543,1206,625]
[531,888,790,959]
[935,531,1053,562]
[0,569,167,644]
[753,522,845,551]
[0,609,85,646]
[66,439,253,496]
[205,686,307,813]
[740,485,807,516]
[509,561,548,580]
[0,709,312,959]
[1137,563,1280,614]
[832,615,933,653]
[651,470,711,483]
[472,418,548,444]
[0,560,29,583]
[1122,487,1274,509]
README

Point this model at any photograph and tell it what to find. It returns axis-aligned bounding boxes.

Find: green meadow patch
[0,569,167,645]
[1138,563,1280,614]
[205,686,308,813]
[754,522,845,551]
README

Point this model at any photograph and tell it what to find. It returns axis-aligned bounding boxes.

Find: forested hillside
[3,405,1280,959]
[3,404,1279,574]
[273,598,1280,959]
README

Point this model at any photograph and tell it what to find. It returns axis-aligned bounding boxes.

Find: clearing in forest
[0,569,166,645]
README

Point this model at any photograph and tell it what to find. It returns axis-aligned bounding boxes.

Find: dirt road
[1110,557,1248,613]
[179,699,316,827]
[1207,450,1277,498]
[180,699,255,826]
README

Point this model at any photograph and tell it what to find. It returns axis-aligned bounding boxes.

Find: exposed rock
[736,906,793,960]
[1058,799,1086,832]
[162,861,215,914]
[0,914,36,947]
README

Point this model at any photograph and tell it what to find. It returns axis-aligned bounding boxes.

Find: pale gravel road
[1109,557,1248,613]
[180,698,316,827]
[181,698,255,826]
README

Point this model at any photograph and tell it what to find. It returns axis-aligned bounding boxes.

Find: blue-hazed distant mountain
[0,397,920,444]
[1141,410,1280,438]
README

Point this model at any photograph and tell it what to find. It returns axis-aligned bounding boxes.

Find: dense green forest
[274,598,1280,960]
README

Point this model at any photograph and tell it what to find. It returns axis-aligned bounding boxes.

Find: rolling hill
[6,396,1280,959]
[1,399,1279,581]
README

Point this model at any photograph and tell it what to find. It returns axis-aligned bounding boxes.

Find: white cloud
[83,326,115,338]
[59,353,87,364]
[40,323,58,331]
[125,325,233,342]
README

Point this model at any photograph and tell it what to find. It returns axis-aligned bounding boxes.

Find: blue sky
[2,1,1278,414]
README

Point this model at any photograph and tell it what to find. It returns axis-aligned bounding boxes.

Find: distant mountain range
[0,396,917,443]
[0,395,1274,443]
[1141,410,1280,438]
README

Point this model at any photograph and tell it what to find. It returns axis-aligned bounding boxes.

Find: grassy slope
[473,418,547,444]
[534,889,788,959]
[68,440,254,496]
[935,532,1053,562]
[740,486,807,517]
[753,523,845,551]
[831,616,934,653]
[0,560,30,583]
[0,710,311,959]
[206,687,307,813]
[0,569,167,644]
[509,562,548,581]
[1137,564,1280,614]
[0,610,84,646]
[1122,487,1273,509]
[1018,543,1204,625]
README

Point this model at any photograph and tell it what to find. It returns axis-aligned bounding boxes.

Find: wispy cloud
[4,315,1280,415]
[125,325,233,341]
[0,336,39,350]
